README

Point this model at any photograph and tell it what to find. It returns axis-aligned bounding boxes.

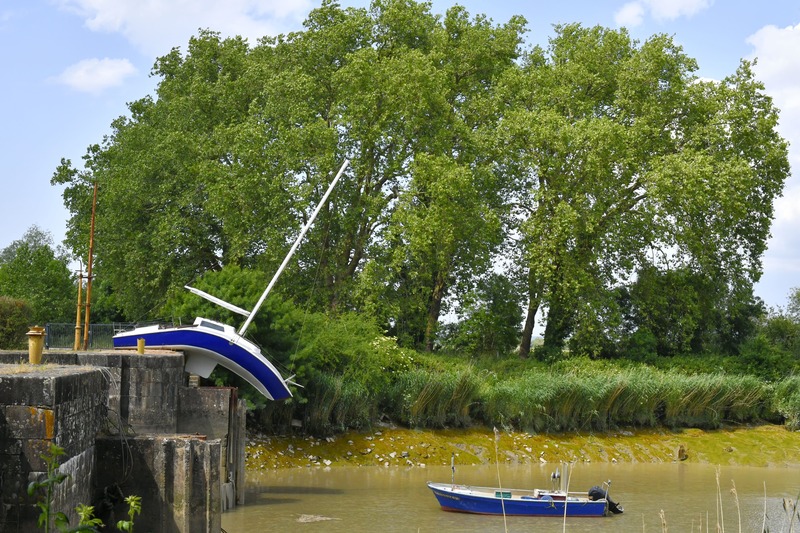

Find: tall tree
[0,226,75,324]
[495,25,789,357]
[360,5,525,350]
[53,31,260,319]
[52,0,525,344]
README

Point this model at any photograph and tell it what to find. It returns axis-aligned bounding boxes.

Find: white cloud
[53,57,137,94]
[614,0,712,27]
[746,23,800,135]
[647,0,712,21]
[54,0,313,57]
[745,22,800,300]
[614,2,645,27]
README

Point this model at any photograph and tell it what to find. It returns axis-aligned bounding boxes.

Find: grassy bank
[245,424,800,470]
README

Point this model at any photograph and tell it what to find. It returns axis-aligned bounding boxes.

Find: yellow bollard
[136,338,145,354]
[27,326,46,364]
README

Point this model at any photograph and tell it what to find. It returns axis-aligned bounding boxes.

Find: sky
[1,0,798,310]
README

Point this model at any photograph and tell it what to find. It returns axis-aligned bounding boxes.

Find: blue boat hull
[427,482,608,517]
[113,318,292,401]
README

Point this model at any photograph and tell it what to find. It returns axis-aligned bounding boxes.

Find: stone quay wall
[0,349,245,533]
[0,365,107,531]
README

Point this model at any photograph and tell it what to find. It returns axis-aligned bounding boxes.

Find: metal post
[74,269,83,351]
[82,180,98,350]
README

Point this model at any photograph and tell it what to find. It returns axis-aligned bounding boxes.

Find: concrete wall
[0,349,245,533]
[177,386,247,507]
[0,365,108,532]
[0,350,184,434]
[95,435,221,532]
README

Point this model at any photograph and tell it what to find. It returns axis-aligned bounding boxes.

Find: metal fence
[45,323,136,350]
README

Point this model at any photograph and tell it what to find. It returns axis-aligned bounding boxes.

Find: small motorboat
[428,462,623,517]
[113,160,350,401]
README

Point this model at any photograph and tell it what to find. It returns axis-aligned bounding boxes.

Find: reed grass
[296,353,793,433]
[382,366,479,428]
[305,373,375,434]
[773,376,800,430]
[475,363,776,433]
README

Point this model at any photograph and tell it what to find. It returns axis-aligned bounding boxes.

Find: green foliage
[788,287,800,322]
[0,226,75,324]
[290,312,407,394]
[773,376,800,430]
[116,495,142,533]
[0,295,33,349]
[304,373,375,434]
[439,273,522,356]
[736,333,798,381]
[659,373,769,428]
[27,444,70,533]
[473,357,772,432]
[74,505,103,530]
[53,2,527,348]
[382,366,480,428]
[759,310,800,356]
[501,23,788,355]
[25,443,111,532]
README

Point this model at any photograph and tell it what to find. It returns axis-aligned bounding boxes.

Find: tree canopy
[0,226,75,324]
[52,0,789,359]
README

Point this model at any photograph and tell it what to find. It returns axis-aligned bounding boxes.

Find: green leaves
[51,4,788,364]
[0,226,75,324]
[498,23,789,356]
[116,495,142,533]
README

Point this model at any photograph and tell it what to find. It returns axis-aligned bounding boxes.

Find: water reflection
[223,463,800,532]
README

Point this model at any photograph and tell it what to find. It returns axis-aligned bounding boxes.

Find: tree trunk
[542,297,572,352]
[519,297,539,358]
[519,270,543,358]
[424,272,447,352]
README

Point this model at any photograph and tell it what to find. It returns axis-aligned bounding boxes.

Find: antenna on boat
[238,159,350,337]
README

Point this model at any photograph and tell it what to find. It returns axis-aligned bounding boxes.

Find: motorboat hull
[427,482,609,517]
[113,317,292,400]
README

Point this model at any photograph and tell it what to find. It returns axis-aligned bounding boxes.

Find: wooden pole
[73,269,83,351]
[82,180,98,350]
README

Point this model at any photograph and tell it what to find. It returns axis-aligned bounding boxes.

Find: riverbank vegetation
[1,2,797,439]
[243,315,800,435]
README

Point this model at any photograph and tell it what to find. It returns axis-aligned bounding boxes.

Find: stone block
[177,387,232,440]
[1,406,55,440]
[95,435,220,533]
[0,373,51,406]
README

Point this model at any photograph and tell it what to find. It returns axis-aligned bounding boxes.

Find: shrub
[0,296,33,349]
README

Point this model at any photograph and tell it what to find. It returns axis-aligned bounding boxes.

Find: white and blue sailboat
[113,160,350,400]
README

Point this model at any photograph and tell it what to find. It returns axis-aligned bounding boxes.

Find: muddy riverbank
[245,423,800,470]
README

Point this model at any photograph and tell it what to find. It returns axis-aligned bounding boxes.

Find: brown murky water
[222,463,800,532]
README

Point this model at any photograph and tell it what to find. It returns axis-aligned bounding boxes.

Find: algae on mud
[245,424,800,470]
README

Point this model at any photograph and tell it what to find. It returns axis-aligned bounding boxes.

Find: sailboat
[113,160,350,400]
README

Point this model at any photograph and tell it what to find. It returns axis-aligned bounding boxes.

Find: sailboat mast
[237,159,350,337]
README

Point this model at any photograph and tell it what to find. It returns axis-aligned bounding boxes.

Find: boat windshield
[198,320,227,332]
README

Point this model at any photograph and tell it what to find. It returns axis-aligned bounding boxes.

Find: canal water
[222,463,800,532]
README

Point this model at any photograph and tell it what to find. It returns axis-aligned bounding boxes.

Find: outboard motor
[588,485,624,514]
